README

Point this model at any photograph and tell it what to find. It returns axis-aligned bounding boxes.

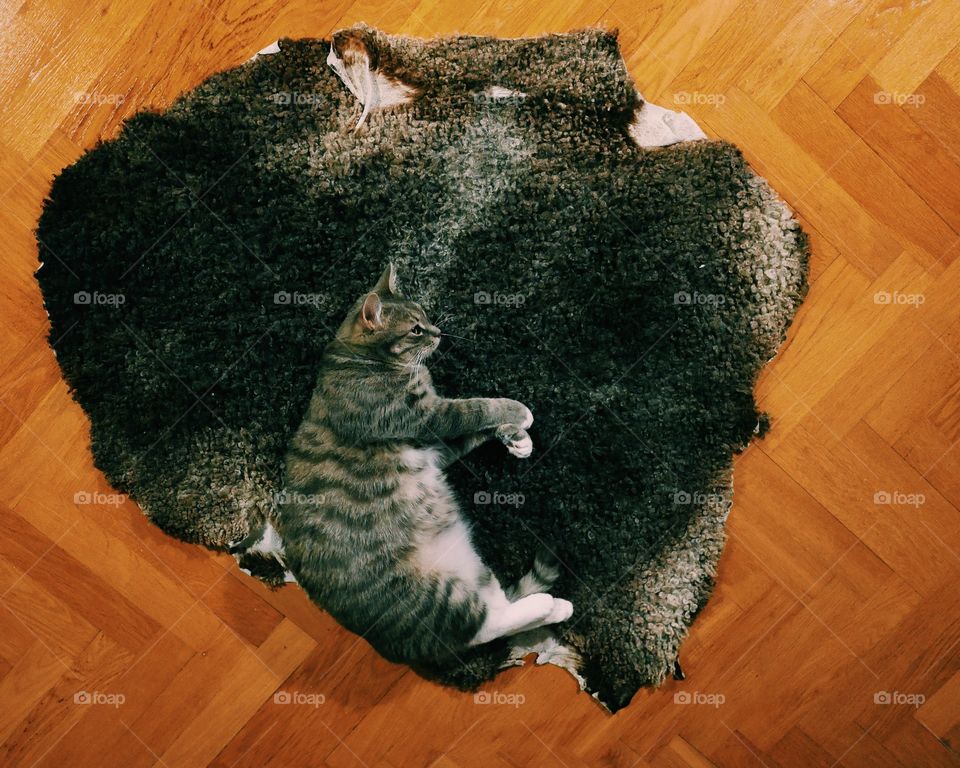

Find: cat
[267,264,573,665]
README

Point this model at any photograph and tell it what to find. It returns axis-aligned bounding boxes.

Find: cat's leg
[434,431,493,468]
[468,592,574,646]
[469,593,553,645]
[418,397,533,441]
[435,423,534,466]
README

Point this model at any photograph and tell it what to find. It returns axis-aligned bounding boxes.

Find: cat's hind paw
[544,598,573,624]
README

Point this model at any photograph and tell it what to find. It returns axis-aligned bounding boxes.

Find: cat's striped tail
[229,522,298,588]
[507,547,561,601]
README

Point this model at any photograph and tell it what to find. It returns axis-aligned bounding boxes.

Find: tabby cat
[272,264,573,665]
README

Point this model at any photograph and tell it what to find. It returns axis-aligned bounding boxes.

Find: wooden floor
[1,0,959,765]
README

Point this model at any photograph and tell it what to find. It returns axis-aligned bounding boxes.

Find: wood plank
[702,89,904,278]
[916,669,960,752]
[735,0,863,111]
[837,76,960,236]
[803,0,933,108]
[870,0,960,95]
[0,0,155,158]
[156,619,314,768]
[607,0,740,103]
[773,80,959,263]
[0,632,132,768]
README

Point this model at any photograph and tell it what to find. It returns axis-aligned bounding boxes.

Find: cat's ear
[372,263,400,297]
[360,292,383,330]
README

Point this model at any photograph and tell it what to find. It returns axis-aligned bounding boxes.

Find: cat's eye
[410,324,423,336]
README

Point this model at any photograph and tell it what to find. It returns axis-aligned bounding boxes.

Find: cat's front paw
[496,424,533,458]
[496,399,533,429]
[518,406,533,430]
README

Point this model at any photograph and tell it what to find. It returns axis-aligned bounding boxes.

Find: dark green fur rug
[35,26,808,711]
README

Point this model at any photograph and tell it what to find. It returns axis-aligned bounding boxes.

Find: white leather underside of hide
[628,99,707,146]
[254,38,706,146]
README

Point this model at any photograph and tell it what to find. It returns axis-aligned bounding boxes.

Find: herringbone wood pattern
[1,1,959,766]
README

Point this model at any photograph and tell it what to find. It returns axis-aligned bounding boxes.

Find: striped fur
[275,265,572,664]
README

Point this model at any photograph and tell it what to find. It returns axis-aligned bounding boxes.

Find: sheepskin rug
[35,25,808,711]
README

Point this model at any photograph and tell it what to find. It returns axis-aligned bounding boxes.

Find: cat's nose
[426,323,441,336]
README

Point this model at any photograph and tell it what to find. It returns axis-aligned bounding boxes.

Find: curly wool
[35,27,807,711]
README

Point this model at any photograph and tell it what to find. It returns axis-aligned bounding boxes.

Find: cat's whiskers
[406,348,426,384]
[440,332,481,344]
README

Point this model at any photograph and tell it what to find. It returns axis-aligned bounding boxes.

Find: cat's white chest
[397,447,443,500]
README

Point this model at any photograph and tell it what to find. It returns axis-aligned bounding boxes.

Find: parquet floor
[1,0,959,766]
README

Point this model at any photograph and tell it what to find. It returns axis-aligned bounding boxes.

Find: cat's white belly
[411,517,485,585]
[398,446,486,586]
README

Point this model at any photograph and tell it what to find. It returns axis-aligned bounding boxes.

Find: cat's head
[335,264,441,364]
